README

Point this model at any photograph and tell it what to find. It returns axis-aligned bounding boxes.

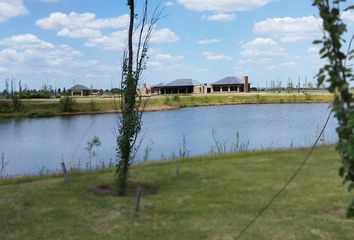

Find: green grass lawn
[0,146,353,240]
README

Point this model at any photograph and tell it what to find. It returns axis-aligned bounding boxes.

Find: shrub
[60,95,76,112]
[172,95,180,102]
[0,101,12,113]
[27,111,55,118]
[11,95,23,112]
[89,99,97,111]
[163,96,170,105]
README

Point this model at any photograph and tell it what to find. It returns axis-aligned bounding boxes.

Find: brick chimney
[243,75,249,93]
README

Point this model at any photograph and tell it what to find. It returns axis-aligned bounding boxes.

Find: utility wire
[68,117,98,166]
[234,111,332,240]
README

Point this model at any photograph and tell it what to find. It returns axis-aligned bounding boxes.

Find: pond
[0,103,337,176]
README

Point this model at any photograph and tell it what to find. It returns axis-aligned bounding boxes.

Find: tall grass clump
[60,95,76,112]
[11,95,23,112]
[0,101,12,113]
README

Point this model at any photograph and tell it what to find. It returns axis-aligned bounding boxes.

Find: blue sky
[0,0,354,89]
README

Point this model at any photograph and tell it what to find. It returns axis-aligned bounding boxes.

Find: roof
[152,83,164,88]
[68,84,91,91]
[164,79,202,87]
[212,76,243,85]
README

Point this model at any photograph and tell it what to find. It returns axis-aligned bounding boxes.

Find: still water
[0,103,337,176]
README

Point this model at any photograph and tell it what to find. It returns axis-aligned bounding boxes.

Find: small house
[68,84,91,96]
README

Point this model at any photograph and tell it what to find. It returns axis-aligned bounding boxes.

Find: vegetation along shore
[0,91,335,119]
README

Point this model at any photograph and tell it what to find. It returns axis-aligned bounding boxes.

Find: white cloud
[165,1,174,6]
[148,61,163,67]
[253,16,321,43]
[0,34,55,50]
[150,28,180,43]
[241,38,287,57]
[36,12,130,38]
[0,34,119,88]
[239,59,251,64]
[267,61,297,70]
[307,46,320,55]
[155,54,184,61]
[177,0,271,12]
[0,34,80,65]
[84,31,126,49]
[0,66,8,73]
[0,0,28,23]
[203,13,236,22]
[57,28,102,39]
[197,38,221,44]
[342,10,354,23]
[280,61,297,67]
[38,12,179,50]
[84,27,179,50]
[202,51,233,61]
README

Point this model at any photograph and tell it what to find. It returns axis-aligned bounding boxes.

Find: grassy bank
[0,91,334,119]
[0,146,353,239]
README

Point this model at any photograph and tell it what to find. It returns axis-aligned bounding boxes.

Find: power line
[234,111,332,240]
[68,117,98,166]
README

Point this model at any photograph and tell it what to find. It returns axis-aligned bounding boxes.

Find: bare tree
[116,0,163,196]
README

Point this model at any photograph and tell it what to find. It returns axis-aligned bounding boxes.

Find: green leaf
[339,166,345,177]
[348,182,354,192]
[346,197,354,218]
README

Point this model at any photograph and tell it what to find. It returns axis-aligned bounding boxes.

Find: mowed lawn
[0,146,353,240]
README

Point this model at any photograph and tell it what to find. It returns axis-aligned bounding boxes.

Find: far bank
[0,91,334,119]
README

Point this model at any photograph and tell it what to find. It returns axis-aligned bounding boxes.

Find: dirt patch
[88,181,158,197]
[323,206,346,218]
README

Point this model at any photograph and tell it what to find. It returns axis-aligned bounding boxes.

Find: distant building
[139,83,151,95]
[211,76,250,93]
[68,84,91,96]
[141,75,251,95]
[0,93,6,99]
[150,83,164,95]
[151,79,203,94]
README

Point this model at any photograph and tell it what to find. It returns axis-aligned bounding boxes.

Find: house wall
[69,90,90,96]
[212,84,245,93]
[193,86,203,94]
[243,76,249,93]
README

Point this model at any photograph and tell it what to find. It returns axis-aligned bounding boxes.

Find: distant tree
[3,78,9,97]
[110,88,121,95]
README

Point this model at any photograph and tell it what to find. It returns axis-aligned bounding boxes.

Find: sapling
[85,136,101,170]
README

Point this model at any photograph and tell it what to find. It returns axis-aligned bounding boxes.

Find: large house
[151,79,203,95]
[211,76,249,93]
[141,75,250,95]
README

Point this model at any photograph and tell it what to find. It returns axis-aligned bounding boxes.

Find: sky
[0,0,354,90]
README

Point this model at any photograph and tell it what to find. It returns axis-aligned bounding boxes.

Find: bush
[89,99,97,111]
[27,111,55,118]
[11,96,23,112]
[0,101,12,113]
[163,96,170,105]
[172,95,180,102]
[60,95,76,112]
